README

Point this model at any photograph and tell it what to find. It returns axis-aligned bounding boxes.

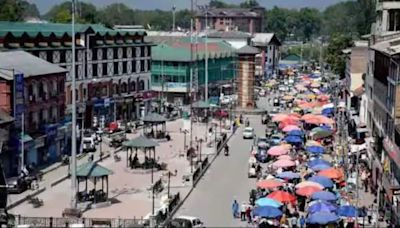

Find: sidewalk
[9,118,229,219]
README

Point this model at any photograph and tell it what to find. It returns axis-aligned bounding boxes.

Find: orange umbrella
[318,94,330,101]
[289,113,302,118]
[279,120,300,129]
[318,116,335,125]
[256,179,285,189]
[318,168,344,179]
[298,102,316,109]
[267,190,296,203]
[272,114,290,122]
[301,114,318,121]
[304,117,321,125]
[296,186,321,197]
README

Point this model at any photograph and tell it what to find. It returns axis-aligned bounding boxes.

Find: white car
[220,96,232,105]
[174,216,205,228]
[243,127,255,139]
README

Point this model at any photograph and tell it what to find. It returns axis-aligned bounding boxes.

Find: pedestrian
[361,169,368,192]
[232,200,239,218]
[245,205,252,223]
[367,204,373,224]
[240,202,247,221]
[298,215,305,228]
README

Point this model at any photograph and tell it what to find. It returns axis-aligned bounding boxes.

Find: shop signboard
[14,73,24,128]
[45,124,58,143]
[384,137,400,168]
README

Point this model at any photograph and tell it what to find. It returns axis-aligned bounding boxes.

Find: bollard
[49,217,53,228]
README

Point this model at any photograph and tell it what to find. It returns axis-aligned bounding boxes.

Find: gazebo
[75,162,113,204]
[142,112,167,139]
[122,135,160,173]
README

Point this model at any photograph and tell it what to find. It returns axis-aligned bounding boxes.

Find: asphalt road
[174,97,273,227]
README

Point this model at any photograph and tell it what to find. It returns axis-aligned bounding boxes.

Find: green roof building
[151,37,237,105]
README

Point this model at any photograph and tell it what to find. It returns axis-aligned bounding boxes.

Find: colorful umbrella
[308,201,337,213]
[306,212,340,225]
[256,179,284,189]
[337,205,366,217]
[272,114,289,122]
[283,135,303,144]
[318,94,330,101]
[287,130,304,137]
[267,191,296,203]
[253,206,283,218]
[304,117,322,125]
[283,95,294,100]
[318,168,344,179]
[306,146,326,154]
[308,158,331,168]
[310,163,331,171]
[255,198,283,208]
[317,116,335,125]
[267,146,289,156]
[323,103,334,109]
[306,140,322,147]
[295,181,324,189]
[311,191,337,201]
[301,114,318,120]
[272,159,296,168]
[296,186,322,197]
[308,176,334,188]
[276,171,301,180]
[277,155,293,160]
[282,125,301,132]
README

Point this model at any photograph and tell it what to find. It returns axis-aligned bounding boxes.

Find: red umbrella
[296,186,321,197]
[318,168,344,179]
[267,190,296,203]
[256,179,284,189]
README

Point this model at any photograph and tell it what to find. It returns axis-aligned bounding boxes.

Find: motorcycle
[114,153,121,162]
[224,145,229,156]
[245,120,250,127]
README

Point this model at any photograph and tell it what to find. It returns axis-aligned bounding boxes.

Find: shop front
[44,124,59,163]
[134,90,157,119]
[382,137,400,225]
[91,97,115,128]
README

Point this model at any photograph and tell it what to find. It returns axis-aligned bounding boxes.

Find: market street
[174,97,272,227]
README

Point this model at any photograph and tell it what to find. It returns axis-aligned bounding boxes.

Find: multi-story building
[195,7,265,34]
[0,22,154,128]
[365,1,400,223]
[0,51,67,176]
[150,38,236,105]
[251,33,281,78]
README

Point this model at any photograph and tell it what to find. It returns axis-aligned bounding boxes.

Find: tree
[325,34,353,76]
[175,9,193,30]
[45,1,98,23]
[239,0,259,8]
[297,8,321,41]
[209,0,235,8]
[0,0,27,21]
[97,3,136,28]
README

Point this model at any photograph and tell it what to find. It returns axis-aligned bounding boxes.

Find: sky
[29,0,350,14]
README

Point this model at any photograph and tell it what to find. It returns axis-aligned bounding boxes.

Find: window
[141,60,145,72]
[141,47,145,57]
[123,62,127,74]
[114,62,118,75]
[102,86,108,96]
[130,81,136,92]
[60,51,66,63]
[92,49,98,61]
[113,83,119,95]
[93,63,98,77]
[132,61,136,73]
[102,63,107,76]
[139,80,145,91]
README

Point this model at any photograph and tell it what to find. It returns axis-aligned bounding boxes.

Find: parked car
[256,148,268,163]
[269,134,282,146]
[256,137,269,149]
[82,137,96,152]
[168,216,205,228]
[243,127,255,139]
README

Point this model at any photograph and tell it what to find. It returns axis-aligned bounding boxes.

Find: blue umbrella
[308,201,337,213]
[306,146,326,154]
[308,176,334,188]
[310,163,331,171]
[320,125,332,130]
[283,135,303,144]
[338,205,366,217]
[308,158,331,168]
[311,191,337,201]
[255,198,282,208]
[287,130,304,137]
[322,107,334,115]
[277,171,301,180]
[306,212,340,225]
[253,206,283,218]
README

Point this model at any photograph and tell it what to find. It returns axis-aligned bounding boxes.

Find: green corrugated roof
[152,38,236,62]
[75,162,113,178]
[122,135,159,148]
[0,21,146,38]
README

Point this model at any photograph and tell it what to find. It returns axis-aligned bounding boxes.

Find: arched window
[102,85,108,96]
[130,81,136,92]
[139,80,145,91]
[113,83,119,95]
[121,82,127,93]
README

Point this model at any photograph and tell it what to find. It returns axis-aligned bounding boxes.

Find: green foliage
[325,34,353,76]
[96,3,136,28]
[209,0,235,8]
[239,0,260,8]
[283,43,325,62]
[0,0,25,21]
[20,1,40,19]
[45,1,98,23]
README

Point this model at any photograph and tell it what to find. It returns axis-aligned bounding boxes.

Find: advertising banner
[14,73,24,128]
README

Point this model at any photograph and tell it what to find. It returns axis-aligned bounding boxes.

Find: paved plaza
[9,118,229,219]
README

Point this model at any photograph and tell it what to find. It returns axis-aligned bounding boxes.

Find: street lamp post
[172,5,176,32]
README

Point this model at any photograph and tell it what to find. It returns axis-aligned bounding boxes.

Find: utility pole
[204,7,209,103]
[70,0,77,209]
[21,112,24,170]
[172,5,176,32]
[189,0,194,148]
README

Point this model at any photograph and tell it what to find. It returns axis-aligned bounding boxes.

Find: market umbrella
[306,212,340,225]
[311,191,337,201]
[282,125,301,132]
[272,114,290,122]
[255,198,283,208]
[301,114,318,120]
[279,119,300,128]
[287,130,304,137]
[322,107,334,116]
[272,159,296,169]
[253,206,283,218]
[307,94,316,100]
[277,155,293,160]
[306,140,322,147]
[310,163,331,171]
[318,168,344,179]
[308,176,334,188]
[267,191,296,203]
[256,179,284,189]
[267,146,289,156]
[306,146,326,155]
[283,95,294,100]
[323,103,334,109]
[283,135,303,144]
[338,205,366,217]
[318,94,330,101]
[295,181,324,189]
[308,201,337,213]
[308,158,331,168]
[318,116,335,125]
[296,186,322,197]
[304,117,322,125]
[276,171,301,180]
